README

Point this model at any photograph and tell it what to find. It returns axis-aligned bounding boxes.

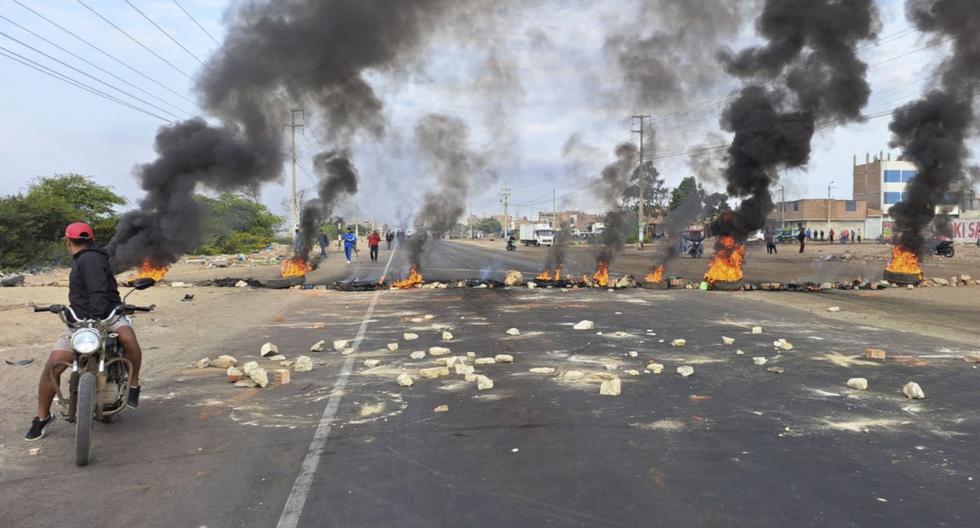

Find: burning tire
[882,269,921,285]
[709,280,743,291]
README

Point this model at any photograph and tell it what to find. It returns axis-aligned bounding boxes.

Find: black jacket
[69,247,122,319]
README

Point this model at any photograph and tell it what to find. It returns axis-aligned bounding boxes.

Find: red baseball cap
[65,222,94,240]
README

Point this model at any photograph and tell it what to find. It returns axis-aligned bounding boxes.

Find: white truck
[519,223,555,247]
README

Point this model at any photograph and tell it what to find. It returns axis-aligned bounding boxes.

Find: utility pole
[499,183,511,239]
[283,109,305,238]
[827,181,835,233]
[632,114,652,249]
[779,185,785,228]
[552,188,557,230]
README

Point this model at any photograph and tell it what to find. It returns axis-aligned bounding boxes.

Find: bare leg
[38,349,73,417]
[115,326,143,387]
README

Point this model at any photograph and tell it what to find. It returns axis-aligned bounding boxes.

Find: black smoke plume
[541,220,571,275]
[296,151,359,262]
[888,0,980,255]
[591,143,639,268]
[406,114,488,270]
[108,0,466,272]
[710,0,878,242]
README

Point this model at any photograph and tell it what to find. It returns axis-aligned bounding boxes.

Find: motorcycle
[506,238,516,251]
[927,239,955,258]
[33,278,156,466]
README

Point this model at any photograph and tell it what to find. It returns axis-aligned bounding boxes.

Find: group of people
[765,226,864,255]
[311,228,399,264]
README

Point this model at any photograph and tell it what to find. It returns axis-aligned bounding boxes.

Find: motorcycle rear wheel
[75,372,95,466]
[943,246,954,258]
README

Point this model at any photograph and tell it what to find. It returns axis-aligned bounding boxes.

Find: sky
[0,0,973,229]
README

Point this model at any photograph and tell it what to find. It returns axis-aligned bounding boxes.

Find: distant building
[770,198,871,238]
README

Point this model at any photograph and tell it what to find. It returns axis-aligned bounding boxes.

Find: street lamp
[827,181,838,234]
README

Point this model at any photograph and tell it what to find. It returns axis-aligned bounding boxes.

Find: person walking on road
[797,223,806,253]
[385,231,394,250]
[342,227,358,264]
[828,228,835,243]
[819,230,824,242]
[368,230,381,262]
[765,229,777,255]
[318,231,329,257]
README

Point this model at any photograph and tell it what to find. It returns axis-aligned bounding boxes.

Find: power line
[12,0,197,107]
[0,29,186,121]
[122,0,204,64]
[170,0,221,47]
[74,0,193,80]
[0,14,193,117]
[0,45,172,122]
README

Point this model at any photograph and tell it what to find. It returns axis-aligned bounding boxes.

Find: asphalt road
[3,241,979,528]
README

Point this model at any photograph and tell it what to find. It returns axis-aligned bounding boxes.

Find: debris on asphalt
[751,326,763,334]
[455,363,475,375]
[192,358,211,368]
[271,369,291,385]
[1,273,25,287]
[429,346,452,356]
[847,378,869,390]
[464,372,478,382]
[268,354,286,361]
[474,357,496,365]
[260,342,279,357]
[420,366,450,379]
[561,370,586,380]
[424,314,435,320]
[360,402,385,417]
[902,381,925,400]
[434,404,449,413]
[28,447,40,456]
[504,270,524,286]
[625,369,640,376]
[364,359,381,368]
[506,328,521,336]
[864,348,887,360]
[614,275,638,289]
[494,354,514,363]
[403,333,419,341]
[211,355,237,369]
[627,351,638,357]
[410,351,426,360]
[387,343,399,352]
[313,322,327,330]
[646,363,664,374]
[442,331,454,341]
[235,280,249,288]
[234,380,258,388]
[722,336,735,345]
[294,356,314,372]
[773,339,794,351]
[766,367,784,374]
[476,375,494,390]
[573,320,595,330]
[242,361,258,377]
[964,354,980,363]
[466,352,476,358]
[397,373,414,387]
[676,365,694,377]
[3,358,33,366]
[333,340,349,351]
[599,377,622,396]
[753,357,768,366]
[226,366,243,383]
[310,340,326,352]
[529,367,556,374]
[671,339,686,347]
[827,306,841,312]
[736,349,745,355]
[250,367,269,388]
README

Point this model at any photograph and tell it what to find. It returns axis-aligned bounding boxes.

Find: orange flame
[592,261,609,287]
[131,260,168,282]
[280,257,312,278]
[645,265,665,283]
[886,245,923,278]
[393,266,423,289]
[536,267,562,281]
[704,236,745,284]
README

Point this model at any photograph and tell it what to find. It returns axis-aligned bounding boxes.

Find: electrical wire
[170,0,221,47]
[122,0,204,64]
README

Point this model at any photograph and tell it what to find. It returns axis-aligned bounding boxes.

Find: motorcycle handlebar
[125,304,155,313]
[33,304,64,313]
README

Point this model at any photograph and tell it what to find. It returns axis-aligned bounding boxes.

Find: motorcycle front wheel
[75,372,95,466]
[943,246,954,258]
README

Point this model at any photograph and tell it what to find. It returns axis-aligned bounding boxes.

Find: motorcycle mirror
[130,278,156,290]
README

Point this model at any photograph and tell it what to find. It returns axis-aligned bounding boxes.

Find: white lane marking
[276,241,398,528]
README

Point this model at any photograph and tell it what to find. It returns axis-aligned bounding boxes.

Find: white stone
[387,343,399,352]
[429,346,452,356]
[526,282,537,289]
[736,349,745,355]
[827,306,841,313]
[774,339,794,351]
[410,351,426,360]
[752,357,768,366]
[454,363,475,375]
[561,370,586,380]
[235,280,249,288]
[260,342,278,357]
[464,373,478,382]
[242,361,259,377]
[363,359,381,368]
[573,320,595,330]
[193,358,211,369]
[419,366,450,379]
[211,355,237,368]
[676,365,694,377]
[423,314,435,320]
[599,377,622,396]
[476,375,494,390]
[294,355,314,373]
[474,357,496,365]
[722,336,735,345]
[646,362,665,374]
[434,404,449,413]
[396,373,414,387]
[268,355,286,361]
[671,339,686,347]
[529,367,556,375]
[333,340,349,351]
[625,369,640,376]
[504,270,524,286]
[466,352,476,358]
[249,367,269,388]
[403,333,419,341]
[506,328,521,336]
[627,351,638,357]
[494,354,514,363]
[442,331,454,341]
[846,378,868,391]
[234,380,258,388]
[310,340,326,352]
[751,326,763,334]
[226,366,242,379]
[902,381,925,400]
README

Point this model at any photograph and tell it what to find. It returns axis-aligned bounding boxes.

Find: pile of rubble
[190,341,317,388]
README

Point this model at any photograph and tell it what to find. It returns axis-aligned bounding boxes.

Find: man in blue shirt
[342,227,357,264]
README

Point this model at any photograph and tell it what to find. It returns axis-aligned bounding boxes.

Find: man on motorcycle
[25,223,145,441]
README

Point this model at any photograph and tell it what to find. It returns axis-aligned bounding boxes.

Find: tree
[195,193,283,255]
[669,176,699,211]
[474,217,502,235]
[623,160,668,218]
